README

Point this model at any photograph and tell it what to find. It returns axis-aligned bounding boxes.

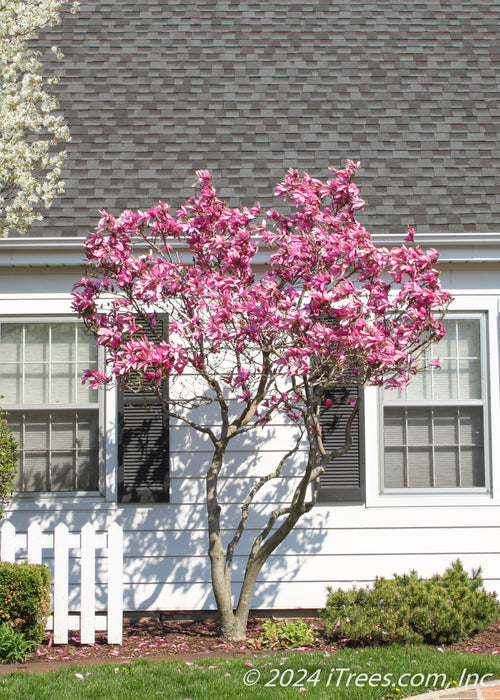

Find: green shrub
[0,406,17,517]
[0,562,51,644]
[0,623,36,663]
[251,618,318,649]
[321,560,500,646]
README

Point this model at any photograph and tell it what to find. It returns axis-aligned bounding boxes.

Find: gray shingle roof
[28,0,500,237]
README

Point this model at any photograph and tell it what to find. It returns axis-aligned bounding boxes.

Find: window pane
[23,452,49,491]
[77,452,99,490]
[77,413,98,450]
[431,360,458,400]
[404,369,433,401]
[407,411,431,445]
[24,364,49,403]
[386,318,484,405]
[458,359,481,400]
[438,319,457,357]
[433,410,457,445]
[0,364,22,403]
[51,364,75,404]
[383,409,404,445]
[24,415,48,449]
[7,414,21,444]
[461,447,485,487]
[13,460,22,491]
[51,323,76,362]
[384,447,406,487]
[384,402,486,490]
[51,415,75,450]
[434,447,459,487]
[6,409,98,493]
[25,324,49,361]
[407,448,432,487]
[457,319,480,358]
[459,408,483,445]
[77,325,97,363]
[51,452,75,491]
[76,363,99,404]
[0,324,22,362]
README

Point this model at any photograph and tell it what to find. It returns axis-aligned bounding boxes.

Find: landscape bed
[6,617,500,668]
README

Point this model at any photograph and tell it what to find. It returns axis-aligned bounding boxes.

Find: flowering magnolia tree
[0,0,78,236]
[73,161,451,639]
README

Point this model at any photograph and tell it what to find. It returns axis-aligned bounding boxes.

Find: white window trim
[365,295,500,508]
[0,313,118,510]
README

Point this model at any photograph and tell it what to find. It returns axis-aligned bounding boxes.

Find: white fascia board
[1,233,500,267]
[371,232,500,264]
[0,238,88,267]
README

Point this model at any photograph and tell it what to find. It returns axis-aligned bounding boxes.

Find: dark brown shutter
[118,318,169,503]
[318,383,365,502]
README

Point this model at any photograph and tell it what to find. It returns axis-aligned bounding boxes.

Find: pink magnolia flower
[73,163,450,440]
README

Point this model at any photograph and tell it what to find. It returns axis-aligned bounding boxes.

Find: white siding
[1,256,500,613]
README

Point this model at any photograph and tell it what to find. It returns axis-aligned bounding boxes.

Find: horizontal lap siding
[3,254,500,611]
[120,552,500,585]
[9,503,500,530]
[121,569,500,611]
[5,504,500,611]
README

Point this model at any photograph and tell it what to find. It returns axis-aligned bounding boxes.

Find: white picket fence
[0,521,123,645]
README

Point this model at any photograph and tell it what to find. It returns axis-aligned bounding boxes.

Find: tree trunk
[206,444,237,638]
[230,558,263,640]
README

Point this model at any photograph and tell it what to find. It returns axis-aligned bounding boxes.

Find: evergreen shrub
[0,562,51,644]
[321,560,500,645]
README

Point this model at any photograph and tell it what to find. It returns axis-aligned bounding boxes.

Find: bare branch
[224,429,303,576]
[167,408,217,444]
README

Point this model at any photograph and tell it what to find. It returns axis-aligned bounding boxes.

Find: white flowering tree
[0,0,78,236]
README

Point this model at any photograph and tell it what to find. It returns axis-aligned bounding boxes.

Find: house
[0,0,499,616]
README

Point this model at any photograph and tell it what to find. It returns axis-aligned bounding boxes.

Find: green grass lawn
[0,645,500,700]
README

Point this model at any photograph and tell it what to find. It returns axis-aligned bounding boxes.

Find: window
[0,321,100,492]
[383,315,488,490]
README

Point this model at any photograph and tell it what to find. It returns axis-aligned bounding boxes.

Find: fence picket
[80,522,96,645]
[27,522,43,564]
[0,522,15,562]
[54,523,69,644]
[107,522,123,644]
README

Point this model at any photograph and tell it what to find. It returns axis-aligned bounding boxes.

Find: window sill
[5,492,117,512]
[366,488,494,508]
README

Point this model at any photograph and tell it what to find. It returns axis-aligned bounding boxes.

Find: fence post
[27,522,43,564]
[53,522,69,644]
[0,522,15,562]
[107,522,123,644]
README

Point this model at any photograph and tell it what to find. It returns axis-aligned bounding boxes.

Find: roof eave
[1,233,500,267]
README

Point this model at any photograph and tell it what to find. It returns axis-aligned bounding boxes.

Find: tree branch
[224,430,303,577]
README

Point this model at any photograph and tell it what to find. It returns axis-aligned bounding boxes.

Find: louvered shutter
[118,318,169,503]
[318,383,365,501]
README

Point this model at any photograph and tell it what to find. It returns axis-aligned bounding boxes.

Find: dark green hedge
[322,560,500,645]
[0,562,51,644]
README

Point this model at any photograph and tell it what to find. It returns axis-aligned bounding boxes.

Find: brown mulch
[31,617,273,665]
[2,617,500,673]
[447,619,500,656]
